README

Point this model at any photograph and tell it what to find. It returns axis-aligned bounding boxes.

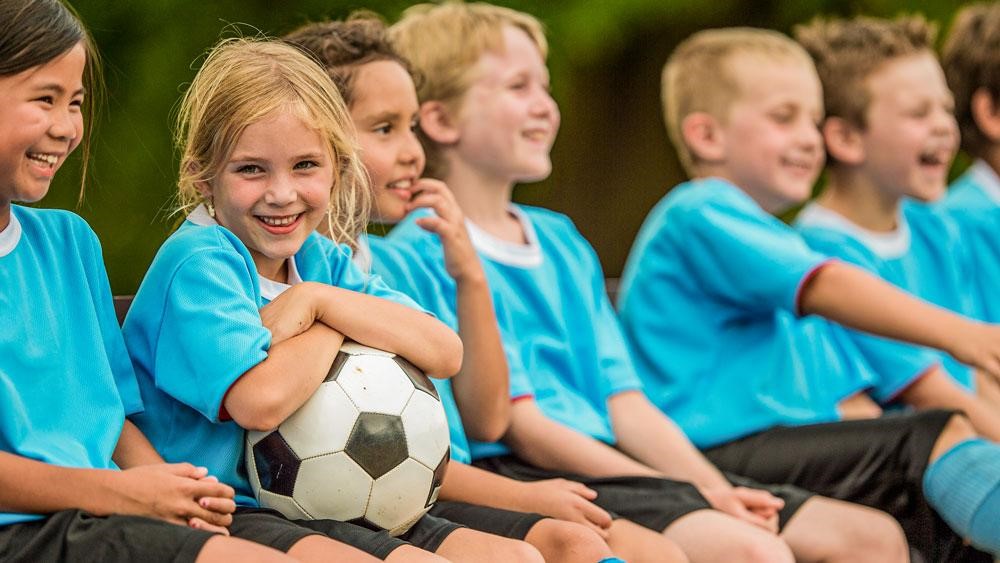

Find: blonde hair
[943,3,1000,159]
[795,15,936,132]
[175,37,370,247]
[390,1,547,178]
[662,27,815,175]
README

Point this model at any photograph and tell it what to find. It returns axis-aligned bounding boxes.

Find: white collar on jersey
[465,205,542,268]
[797,201,911,259]
[186,203,301,299]
[969,159,1000,205]
[0,209,22,258]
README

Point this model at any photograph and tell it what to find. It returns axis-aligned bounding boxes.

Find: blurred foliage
[41,0,969,292]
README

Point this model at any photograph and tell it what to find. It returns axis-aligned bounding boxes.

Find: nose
[264,173,297,206]
[48,106,79,143]
[796,117,822,150]
[398,131,424,170]
[530,85,558,119]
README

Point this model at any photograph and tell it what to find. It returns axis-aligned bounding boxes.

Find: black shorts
[704,409,991,563]
[472,454,811,532]
[429,501,545,540]
[0,510,214,563]
[233,507,463,559]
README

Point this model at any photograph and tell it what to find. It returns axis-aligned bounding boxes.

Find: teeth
[258,215,298,227]
[387,179,413,190]
[27,153,58,166]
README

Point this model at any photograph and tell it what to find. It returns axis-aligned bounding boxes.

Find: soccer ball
[245,341,451,536]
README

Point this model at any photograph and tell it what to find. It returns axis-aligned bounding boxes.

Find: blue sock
[923,438,1000,555]
[597,559,626,563]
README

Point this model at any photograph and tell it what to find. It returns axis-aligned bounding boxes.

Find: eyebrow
[363,111,404,123]
[228,152,328,163]
[32,84,86,97]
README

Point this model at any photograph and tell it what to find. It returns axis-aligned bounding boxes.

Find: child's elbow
[227,397,286,433]
[432,331,464,378]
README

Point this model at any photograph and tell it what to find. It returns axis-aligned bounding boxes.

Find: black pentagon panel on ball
[345,412,408,479]
[253,431,301,497]
[394,355,439,399]
[426,446,450,508]
[325,350,352,382]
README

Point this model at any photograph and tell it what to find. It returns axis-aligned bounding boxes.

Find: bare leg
[523,518,614,563]
[195,535,296,563]
[286,535,382,562]
[435,528,543,562]
[664,509,794,563]
[837,392,882,420]
[781,497,908,563]
[605,518,688,563]
[385,545,451,563]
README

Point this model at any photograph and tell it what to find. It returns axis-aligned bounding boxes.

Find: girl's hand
[518,479,613,538]
[188,474,237,535]
[259,283,321,346]
[406,179,484,283]
[112,464,236,531]
[698,485,783,534]
[949,323,1000,383]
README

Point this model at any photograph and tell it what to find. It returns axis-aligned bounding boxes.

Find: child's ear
[186,161,213,199]
[822,117,865,165]
[681,112,725,162]
[419,101,461,145]
[972,88,1000,143]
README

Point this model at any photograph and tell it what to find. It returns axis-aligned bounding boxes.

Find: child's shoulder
[14,205,95,238]
[153,222,256,276]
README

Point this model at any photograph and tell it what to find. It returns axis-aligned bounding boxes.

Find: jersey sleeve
[153,245,270,422]
[334,245,428,313]
[78,219,144,416]
[673,194,831,315]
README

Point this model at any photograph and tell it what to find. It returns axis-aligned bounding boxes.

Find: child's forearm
[506,400,659,478]
[224,322,344,431]
[609,391,731,490]
[112,420,166,469]
[0,451,125,516]
[451,274,511,442]
[899,367,1000,443]
[310,283,463,378]
[802,261,969,354]
[438,461,528,509]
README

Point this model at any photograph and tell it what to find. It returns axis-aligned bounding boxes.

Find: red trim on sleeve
[511,394,535,403]
[217,385,236,422]
[794,259,836,317]
[884,362,941,404]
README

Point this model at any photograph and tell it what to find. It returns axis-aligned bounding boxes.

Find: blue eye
[236,164,262,174]
[294,160,319,170]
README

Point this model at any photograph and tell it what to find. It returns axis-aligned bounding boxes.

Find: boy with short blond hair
[940,3,1000,325]
[619,25,1000,560]
[792,15,1000,440]
[389,4,921,563]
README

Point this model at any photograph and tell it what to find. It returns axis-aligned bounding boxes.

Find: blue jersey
[124,209,422,506]
[0,206,143,527]
[360,233,472,465]
[389,205,642,460]
[940,160,1000,324]
[617,179,876,449]
[797,201,975,396]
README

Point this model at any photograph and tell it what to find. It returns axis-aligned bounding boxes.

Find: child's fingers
[581,501,613,529]
[570,482,599,500]
[198,495,237,515]
[415,216,445,235]
[189,479,236,502]
[732,487,784,510]
[188,516,231,536]
[166,463,209,480]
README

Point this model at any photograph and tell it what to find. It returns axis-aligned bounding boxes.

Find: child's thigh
[0,510,214,563]
[665,509,794,563]
[434,527,542,562]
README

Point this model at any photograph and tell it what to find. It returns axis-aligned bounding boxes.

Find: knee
[932,413,978,461]
[509,539,545,563]
[830,512,908,563]
[528,519,610,563]
[733,534,794,563]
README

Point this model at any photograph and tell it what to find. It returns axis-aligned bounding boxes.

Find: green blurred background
[46,0,963,293]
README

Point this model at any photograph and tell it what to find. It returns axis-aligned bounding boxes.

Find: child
[792,16,1000,439]
[122,36,541,562]
[284,16,681,563]
[617,26,1000,560]
[0,1,300,561]
[939,3,1000,401]
[389,4,911,563]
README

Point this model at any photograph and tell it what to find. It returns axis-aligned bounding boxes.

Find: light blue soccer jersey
[796,201,976,395]
[0,206,143,527]
[359,233,471,465]
[940,160,1000,324]
[389,205,643,460]
[617,178,877,449]
[124,207,423,506]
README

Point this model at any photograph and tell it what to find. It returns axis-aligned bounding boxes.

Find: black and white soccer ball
[245,341,451,536]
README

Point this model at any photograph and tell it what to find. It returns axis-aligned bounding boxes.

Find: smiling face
[350,60,424,223]
[451,25,560,185]
[856,51,959,202]
[715,55,825,213]
[0,42,86,229]
[205,109,334,281]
